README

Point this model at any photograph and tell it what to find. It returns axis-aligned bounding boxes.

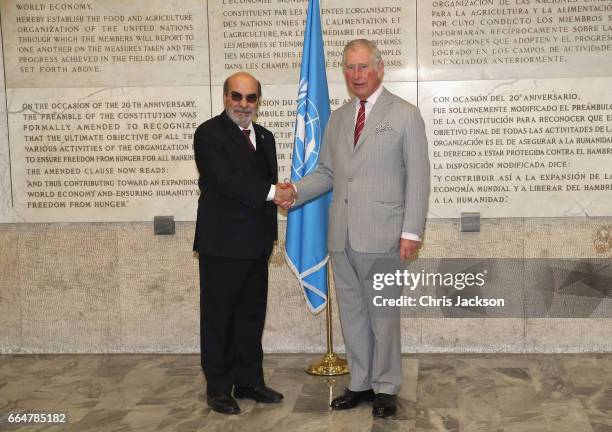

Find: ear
[377,61,385,79]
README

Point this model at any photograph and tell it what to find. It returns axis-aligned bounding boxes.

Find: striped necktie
[354,100,366,146]
[242,128,255,151]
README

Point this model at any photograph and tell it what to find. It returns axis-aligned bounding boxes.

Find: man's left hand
[399,238,421,260]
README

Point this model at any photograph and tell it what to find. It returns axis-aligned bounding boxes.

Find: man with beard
[193,72,293,414]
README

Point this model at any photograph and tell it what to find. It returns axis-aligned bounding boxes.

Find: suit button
[344,199,348,204]
[348,177,353,182]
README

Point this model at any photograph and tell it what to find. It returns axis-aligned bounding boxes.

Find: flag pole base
[306,352,349,376]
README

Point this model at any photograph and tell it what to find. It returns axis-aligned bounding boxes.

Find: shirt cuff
[401,232,421,242]
[266,184,275,201]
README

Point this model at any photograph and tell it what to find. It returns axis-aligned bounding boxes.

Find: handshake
[273,182,297,210]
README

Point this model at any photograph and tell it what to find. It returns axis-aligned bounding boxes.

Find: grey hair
[341,39,382,67]
[223,73,262,97]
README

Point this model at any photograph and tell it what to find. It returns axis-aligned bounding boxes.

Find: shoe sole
[372,409,396,418]
[234,392,283,403]
[330,404,357,410]
[234,395,283,403]
[208,404,240,415]
[330,391,377,410]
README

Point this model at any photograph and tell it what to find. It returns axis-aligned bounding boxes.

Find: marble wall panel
[0,226,21,352]
[4,218,612,353]
[420,217,612,322]
[523,217,612,320]
[417,0,612,81]
[417,218,526,321]
[1,219,340,354]
[116,222,199,351]
[420,78,612,219]
[6,86,209,222]
[417,318,525,353]
[382,82,418,106]
[1,0,611,355]
[420,218,525,259]
[0,25,11,223]
[525,319,612,352]
[524,217,612,259]
[208,0,417,85]
[17,223,122,352]
[400,303,424,351]
[0,0,209,88]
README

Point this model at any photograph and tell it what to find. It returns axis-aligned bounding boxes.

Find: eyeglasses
[230,91,258,103]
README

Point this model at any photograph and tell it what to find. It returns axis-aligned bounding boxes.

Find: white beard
[225,107,254,128]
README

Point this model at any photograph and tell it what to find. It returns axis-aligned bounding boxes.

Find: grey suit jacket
[294,87,430,253]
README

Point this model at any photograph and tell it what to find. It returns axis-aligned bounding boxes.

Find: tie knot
[241,128,255,151]
[360,100,366,108]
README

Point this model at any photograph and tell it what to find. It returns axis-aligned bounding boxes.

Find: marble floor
[1,353,612,431]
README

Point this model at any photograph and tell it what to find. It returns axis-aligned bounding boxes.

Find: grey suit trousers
[331,238,402,395]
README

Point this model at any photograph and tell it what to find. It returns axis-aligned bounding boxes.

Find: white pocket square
[375,122,394,133]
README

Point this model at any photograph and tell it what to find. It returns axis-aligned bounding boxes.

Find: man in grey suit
[283,39,430,418]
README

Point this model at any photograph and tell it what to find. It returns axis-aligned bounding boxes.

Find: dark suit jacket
[193,111,278,259]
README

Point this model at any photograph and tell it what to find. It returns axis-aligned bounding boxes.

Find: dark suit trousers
[199,251,269,396]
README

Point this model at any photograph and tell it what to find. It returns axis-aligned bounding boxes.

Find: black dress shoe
[206,394,240,415]
[234,385,284,403]
[330,388,376,410]
[372,393,397,418]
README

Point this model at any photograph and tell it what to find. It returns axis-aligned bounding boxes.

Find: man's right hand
[399,238,421,260]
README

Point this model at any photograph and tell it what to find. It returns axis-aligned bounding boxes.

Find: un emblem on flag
[293,79,321,178]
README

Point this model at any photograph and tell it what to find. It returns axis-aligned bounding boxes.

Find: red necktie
[242,129,255,151]
[354,100,366,146]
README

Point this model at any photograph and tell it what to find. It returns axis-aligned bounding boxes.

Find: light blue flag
[285,0,332,314]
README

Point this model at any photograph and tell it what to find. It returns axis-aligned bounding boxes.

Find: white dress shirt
[353,84,384,124]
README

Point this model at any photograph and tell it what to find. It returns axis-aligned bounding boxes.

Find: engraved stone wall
[0,0,611,353]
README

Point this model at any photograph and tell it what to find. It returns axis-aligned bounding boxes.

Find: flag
[285,0,332,314]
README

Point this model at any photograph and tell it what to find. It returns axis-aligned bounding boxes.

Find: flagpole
[283,0,347,376]
[306,262,348,376]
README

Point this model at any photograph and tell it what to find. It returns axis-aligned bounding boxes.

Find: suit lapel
[355,88,392,150]
[340,102,356,155]
[254,123,277,176]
